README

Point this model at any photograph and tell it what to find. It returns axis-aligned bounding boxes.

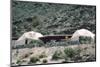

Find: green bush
[79,36,93,44]
[29,40,44,47]
[64,48,77,58]
[42,59,48,63]
[75,47,82,55]
[52,50,64,60]
[29,57,40,63]
[16,60,21,64]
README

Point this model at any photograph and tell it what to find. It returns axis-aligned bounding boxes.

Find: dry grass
[12,44,96,65]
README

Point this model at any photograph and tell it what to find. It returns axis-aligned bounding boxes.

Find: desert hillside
[12,1,96,37]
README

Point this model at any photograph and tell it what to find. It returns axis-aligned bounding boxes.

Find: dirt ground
[11,44,96,66]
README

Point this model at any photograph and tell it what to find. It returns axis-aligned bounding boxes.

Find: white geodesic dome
[15,31,43,45]
[71,29,95,41]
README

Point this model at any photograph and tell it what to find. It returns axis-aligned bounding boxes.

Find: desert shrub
[64,47,82,62]
[39,52,47,58]
[75,47,82,55]
[39,54,45,58]
[29,40,44,47]
[73,47,82,61]
[29,56,40,63]
[52,50,64,60]
[46,40,56,47]
[79,36,93,44]
[32,16,40,27]
[42,59,48,63]
[16,60,21,64]
[64,48,77,58]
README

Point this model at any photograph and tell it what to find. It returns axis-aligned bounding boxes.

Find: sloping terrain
[12,1,96,38]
